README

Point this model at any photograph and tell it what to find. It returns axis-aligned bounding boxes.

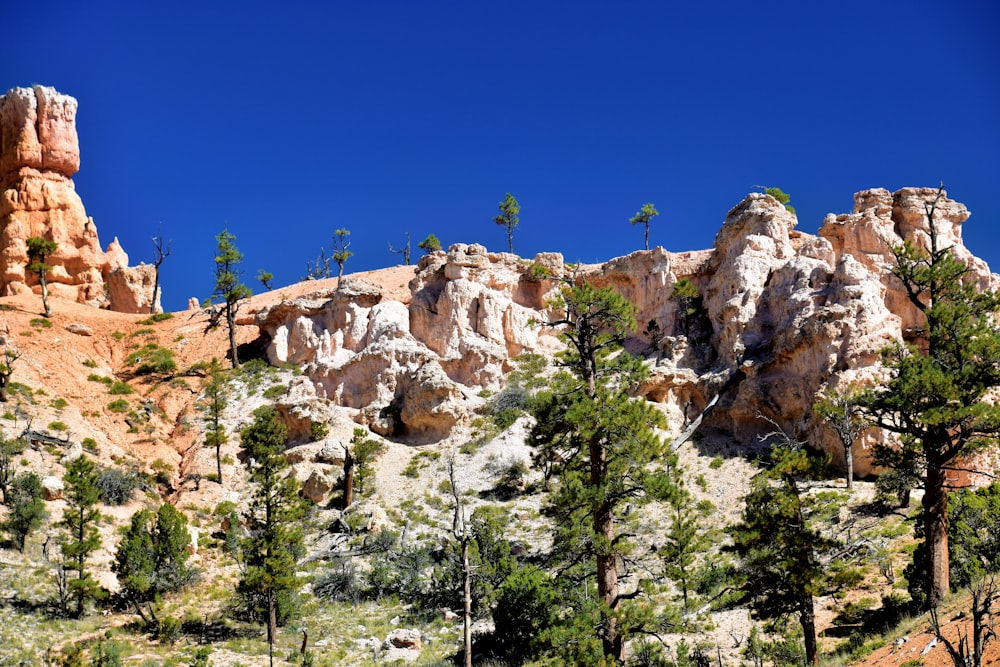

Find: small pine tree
[114,503,192,625]
[256,269,274,291]
[200,359,229,483]
[494,193,520,254]
[418,233,442,255]
[237,406,306,667]
[211,230,252,367]
[629,202,659,251]
[764,186,796,214]
[60,455,106,617]
[3,471,47,552]
[332,228,353,289]
[25,236,58,317]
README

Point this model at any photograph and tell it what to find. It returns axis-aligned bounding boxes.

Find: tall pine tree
[529,281,674,663]
[60,455,106,617]
[862,186,1000,606]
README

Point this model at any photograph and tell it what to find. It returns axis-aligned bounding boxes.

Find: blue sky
[4,1,998,311]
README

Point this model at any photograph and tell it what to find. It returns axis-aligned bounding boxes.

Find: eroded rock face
[256,188,994,475]
[0,86,152,311]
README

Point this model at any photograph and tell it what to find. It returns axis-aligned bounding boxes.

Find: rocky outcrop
[0,86,154,311]
[255,188,994,475]
[106,265,162,314]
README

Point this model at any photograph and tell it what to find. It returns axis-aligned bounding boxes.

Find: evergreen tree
[629,202,659,251]
[25,236,58,317]
[418,233,442,254]
[60,455,106,617]
[150,231,171,315]
[256,269,274,291]
[114,503,192,625]
[200,359,229,483]
[728,440,835,666]
[211,230,252,367]
[764,186,796,214]
[660,461,712,611]
[0,433,25,503]
[861,185,1000,606]
[494,193,520,254]
[0,345,21,403]
[529,281,674,663]
[236,406,305,667]
[331,228,353,289]
[3,471,47,552]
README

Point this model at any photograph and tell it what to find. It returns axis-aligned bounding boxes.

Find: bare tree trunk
[800,596,818,666]
[925,462,951,607]
[268,594,276,667]
[216,443,223,484]
[226,304,240,367]
[40,273,51,318]
[343,446,355,509]
[844,444,853,490]
[463,537,472,667]
[592,438,622,662]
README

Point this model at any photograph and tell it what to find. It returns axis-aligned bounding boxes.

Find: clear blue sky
[4,0,998,311]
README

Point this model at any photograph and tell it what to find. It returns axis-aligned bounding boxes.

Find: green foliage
[764,186,796,213]
[861,187,1000,604]
[108,381,134,395]
[629,202,659,250]
[494,192,520,253]
[126,343,177,375]
[30,317,53,329]
[481,565,558,663]
[728,440,836,664]
[88,639,125,667]
[670,278,711,344]
[312,558,361,603]
[26,236,58,317]
[3,471,47,552]
[114,503,193,621]
[60,455,107,616]
[139,312,174,324]
[211,230,252,367]
[48,420,68,432]
[107,399,129,413]
[261,383,285,400]
[418,233,442,254]
[350,428,383,496]
[95,467,139,505]
[331,228,353,282]
[51,397,69,409]
[661,457,712,610]
[200,359,229,484]
[256,269,274,291]
[83,358,99,368]
[0,434,26,504]
[236,405,306,646]
[945,482,1000,591]
[88,374,112,384]
[488,384,529,430]
[310,420,330,441]
[529,281,674,662]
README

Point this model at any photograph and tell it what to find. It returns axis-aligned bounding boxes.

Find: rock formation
[0,85,156,312]
[254,187,995,477]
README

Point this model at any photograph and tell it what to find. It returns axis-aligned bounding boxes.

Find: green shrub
[83,359,98,368]
[131,327,155,337]
[82,437,99,453]
[126,343,177,375]
[139,313,174,324]
[111,331,125,341]
[50,397,69,410]
[29,317,52,329]
[709,456,724,469]
[47,420,68,432]
[108,381,134,395]
[88,373,113,384]
[313,559,361,602]
[262,384,285,400]
[310,420,330,441]
[107,399,129,413]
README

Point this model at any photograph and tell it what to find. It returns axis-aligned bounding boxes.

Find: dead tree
[150,231,171,314]
[448,458,473,667]
[388,232,412,265]
[0,346,21,402]
[342,444,355,509]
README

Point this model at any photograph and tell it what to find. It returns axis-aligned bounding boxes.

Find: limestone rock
[302,468,338,504]
[0,86,154,310]
[106,265,162,314]
[65,322,93,336]
[41,475,63,501]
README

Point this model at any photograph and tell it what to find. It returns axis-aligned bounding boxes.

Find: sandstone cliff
[255,187,995,476]
[0,85,158,312]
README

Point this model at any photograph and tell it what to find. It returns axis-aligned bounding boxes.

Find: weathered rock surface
[255,188,994,476]
[0,85,154,311]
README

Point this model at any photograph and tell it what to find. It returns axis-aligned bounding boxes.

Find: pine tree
[418,233,442,254]
[60,455,106,617]
[861,185,1000,607]
[200,359,229,483]
[25,236,58,318]
[494,193,519,254]
[114,503,192,625]
[331,228,353,289]
[814,386,868,490]
[211,230,252,367]
[3,471,47,552]
[728,439,835,666]
[529,281,674,663]
[629,202,659,251]
[237,406,306,667]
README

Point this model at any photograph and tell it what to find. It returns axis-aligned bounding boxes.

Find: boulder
[41,475,63,500]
